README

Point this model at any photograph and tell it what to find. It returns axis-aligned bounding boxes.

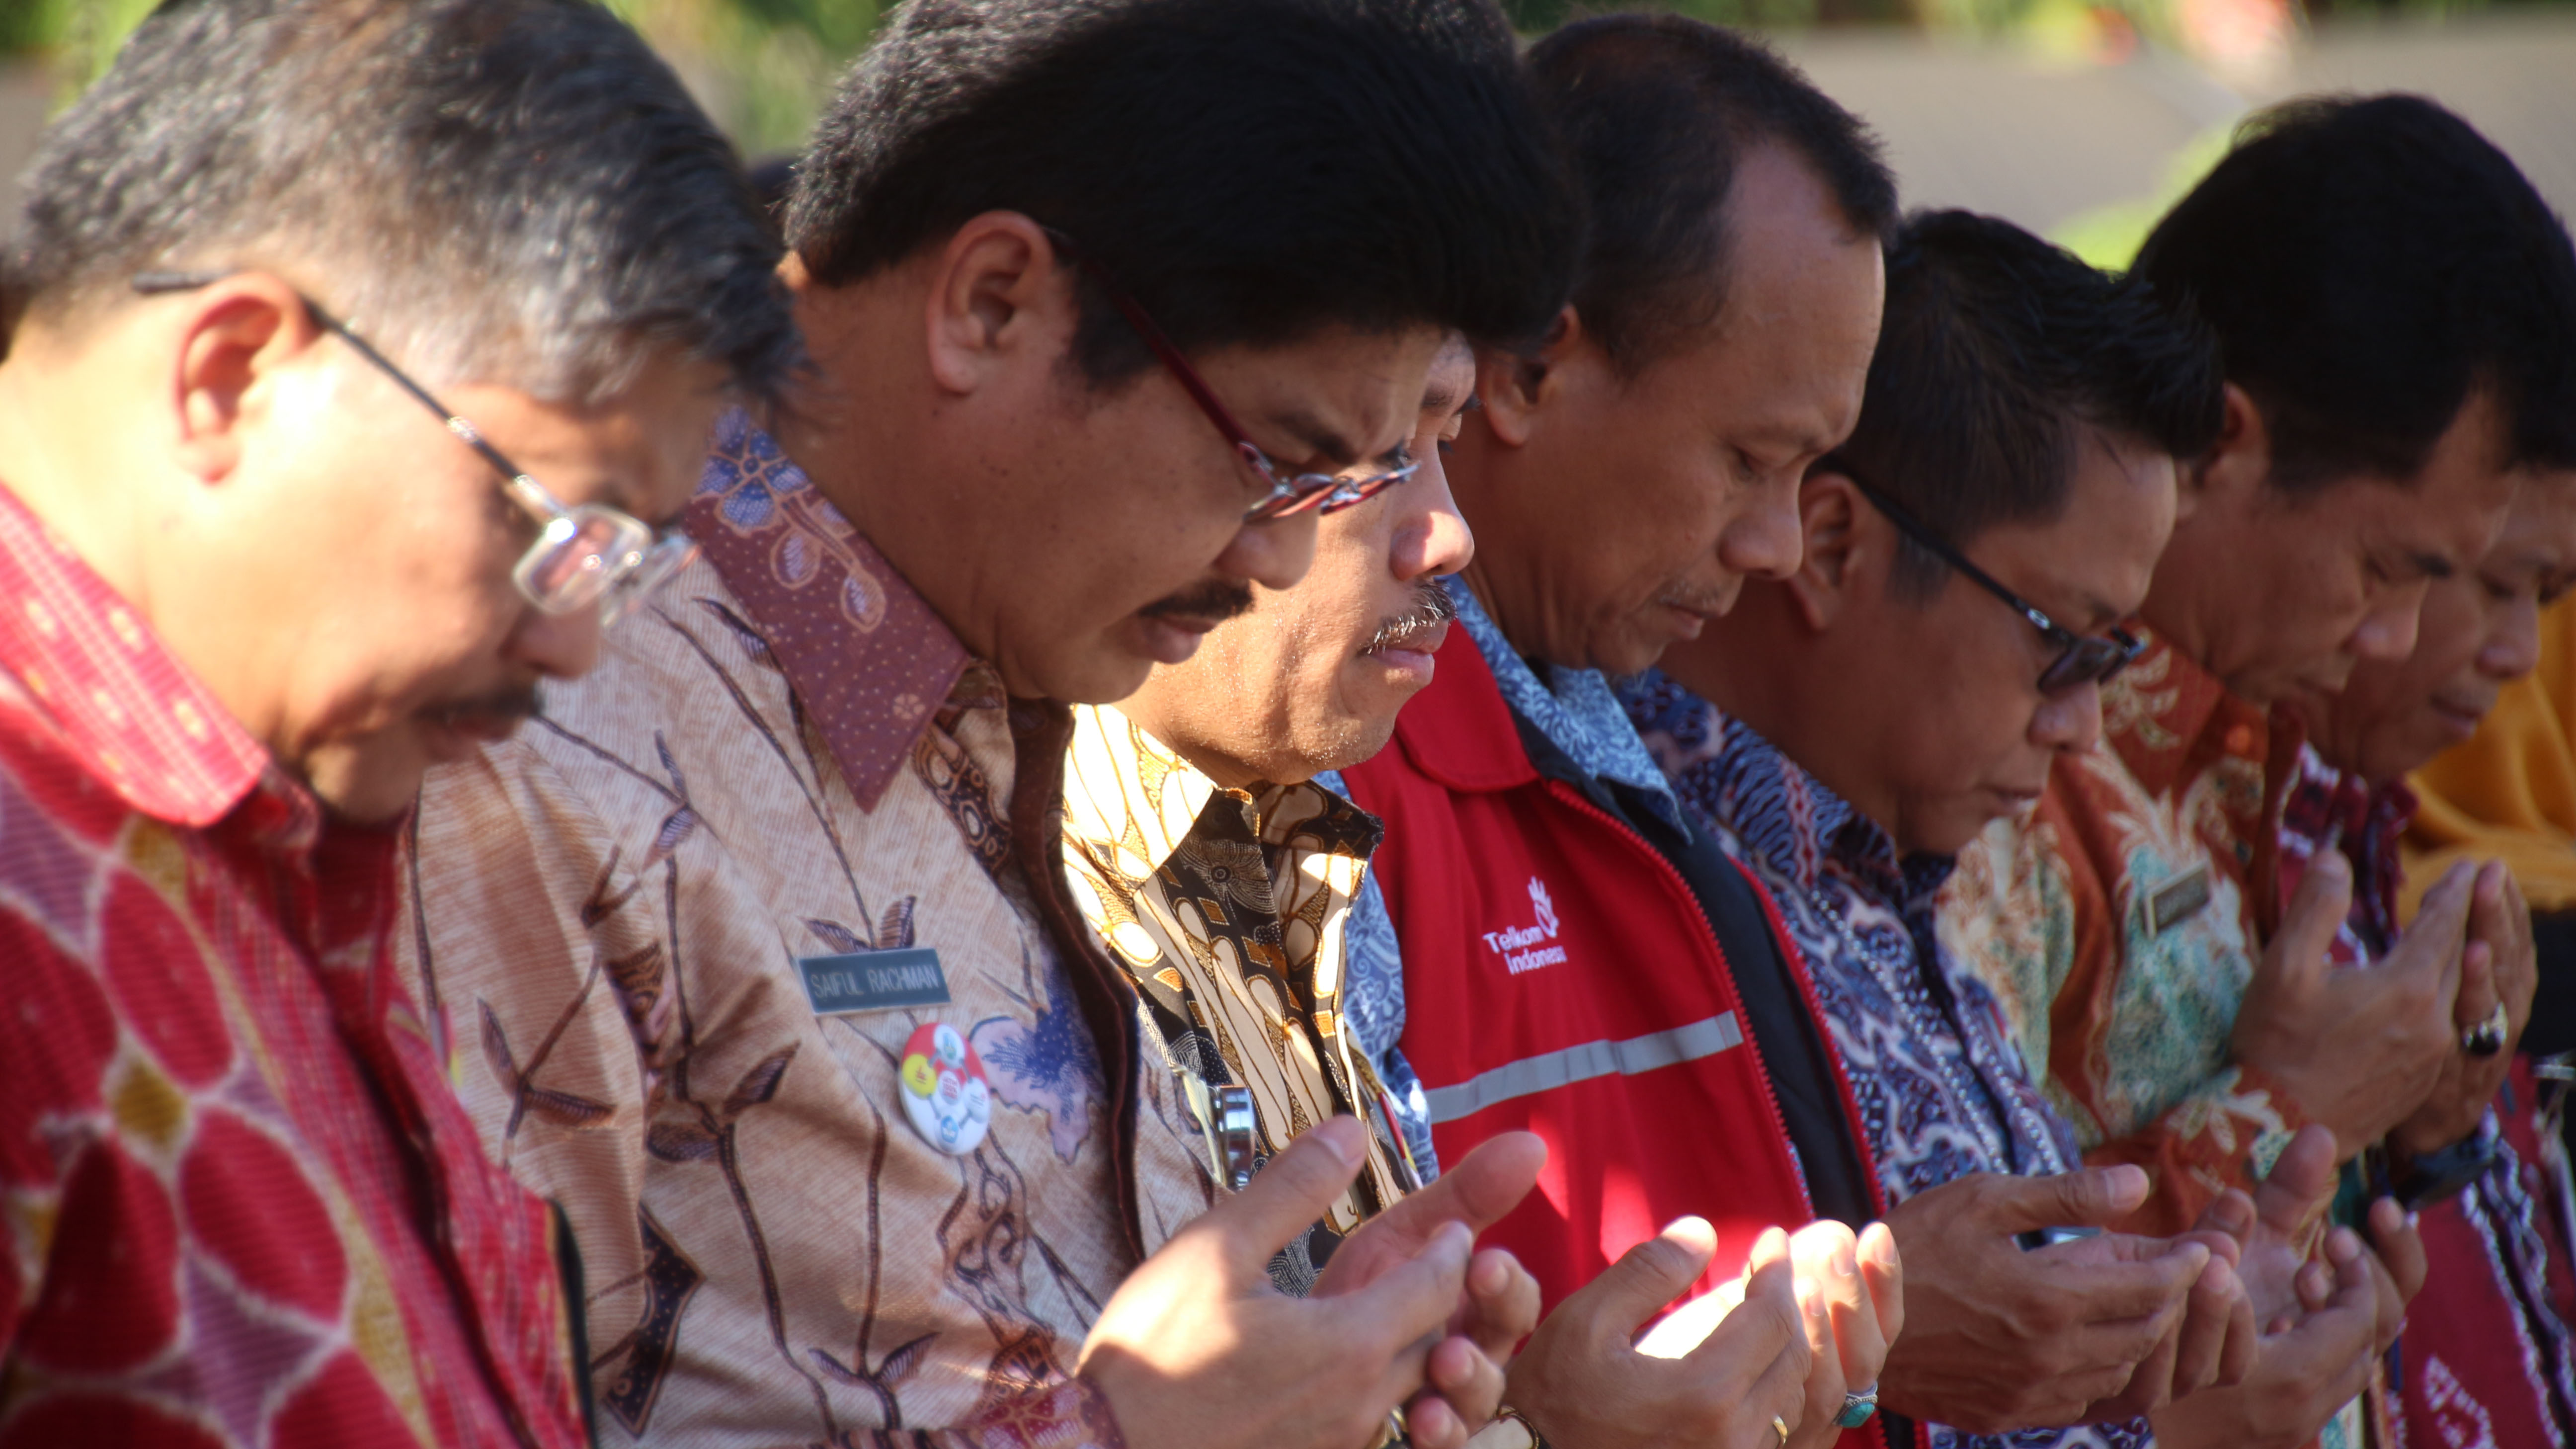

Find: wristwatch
[2378,1121,2502,1211]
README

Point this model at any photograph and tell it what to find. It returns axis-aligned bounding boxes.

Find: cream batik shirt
[1058,704,1415,1292]
[402,415,1208,1449]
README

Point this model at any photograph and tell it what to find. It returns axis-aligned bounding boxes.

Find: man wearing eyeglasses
[1937,96,2576,1445]
[0,0,794,1443]
[1624,209,2413,1449]
[403,1,1587,1446]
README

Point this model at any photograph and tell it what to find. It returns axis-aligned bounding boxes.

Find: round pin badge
[898,1021,992,1156]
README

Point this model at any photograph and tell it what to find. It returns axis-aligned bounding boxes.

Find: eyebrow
[1264,408,1367,469]
[2407,550,2458,581]
[1418,378,1472,419]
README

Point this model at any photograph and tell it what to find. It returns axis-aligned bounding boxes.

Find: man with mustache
[0,0,797,1440]
[2270,473,2576,1444]
[403,1,1587,1446]
[1060,340,1899,1449]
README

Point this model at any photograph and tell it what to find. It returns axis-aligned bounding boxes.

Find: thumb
[1196,1116,1368,1279]
[1982,1166,2151,1234]
[2251,1125,2338,1239]
[2261,849,2352,999]
[1584,1216,1723,1338]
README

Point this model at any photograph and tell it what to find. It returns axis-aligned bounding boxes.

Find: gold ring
[1772,1414,1791,1445]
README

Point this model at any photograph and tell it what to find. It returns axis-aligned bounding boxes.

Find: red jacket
[1343,626,1882,1299]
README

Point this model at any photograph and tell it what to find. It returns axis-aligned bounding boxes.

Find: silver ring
[2464,1001,2510,1058]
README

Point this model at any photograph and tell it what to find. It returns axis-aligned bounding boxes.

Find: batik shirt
[0,486,584,1448]
[1939,630,2314,1237]
[404,413,1209,1448]
[1625,677,2155,1449]
[1336,579,1685,1171]
[1061,705,1418,1292]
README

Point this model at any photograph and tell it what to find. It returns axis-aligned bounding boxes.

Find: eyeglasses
[1042,230,1421,523]
[130,271,696,625]
[1822,453,2146,695]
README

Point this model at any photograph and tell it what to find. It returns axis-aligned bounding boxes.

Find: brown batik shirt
[402,412,1212,1448]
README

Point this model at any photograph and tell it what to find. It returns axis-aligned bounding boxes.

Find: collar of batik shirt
[1622,670,1953,938]
[2097,624,2307,806]
[689,409,974,810]
[0,481,278,831]
[2279,741,2418,963]
[1057,701,1411,1237]
[1444,577,1685,833]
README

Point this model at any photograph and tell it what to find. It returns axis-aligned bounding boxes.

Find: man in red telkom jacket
[1342,17,2250,1447]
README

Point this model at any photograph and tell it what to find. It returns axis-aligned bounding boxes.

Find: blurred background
[3,0,2571,267]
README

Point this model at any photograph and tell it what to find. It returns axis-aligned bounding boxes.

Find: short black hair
[1523,13,1896,375]
[8,0,799,404]
[2135,93,2576,491]
[787,0,1580,384]
[1838,210,2223,602]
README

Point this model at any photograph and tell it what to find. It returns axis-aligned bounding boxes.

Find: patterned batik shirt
[403,412,1210,1448]
[1938,629,2315,1238]
[1624,676,2150,1449]
[1061,706,1420,1294]
[0,485,584,1448]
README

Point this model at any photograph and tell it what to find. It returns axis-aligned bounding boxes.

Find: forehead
[2489,472,2576,569]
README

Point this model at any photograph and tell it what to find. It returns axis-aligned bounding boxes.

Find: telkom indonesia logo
[1482,876,1567,975]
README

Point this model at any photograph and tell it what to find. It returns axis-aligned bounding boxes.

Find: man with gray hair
[0,0,795,1443]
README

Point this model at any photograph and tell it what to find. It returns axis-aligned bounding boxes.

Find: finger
[2452,926,2499,1029]
[2391,862,2477,992]
[2169,1254,2241,1397]
[2252,1125,2339,1239]
[1859,1220,1904,1346]
[2265,848,2355,1000]
[1198,1116,1371,1279]
[1411,1333,1505,1449]
[1590,1216,1725,1341]
[1316,1130,1544,1299]
[2048,1239,2209,1322]
[1460,1247,1540,1358]
[1689,1228,1800,1376]
[1338,1220,1478,1399]
[1984,1165,2153,1234]
[2367,1197,2428,1306]
[2213,1261,2259,1388]
[1792,1222,1883,1391]
[1795,1277,1852,1445]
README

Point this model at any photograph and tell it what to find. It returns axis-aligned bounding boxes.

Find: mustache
[425,683,546,730]
[1365,579,1457,654]
[1138,578,1256,626]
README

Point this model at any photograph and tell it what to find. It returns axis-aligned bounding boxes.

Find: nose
[506,601,606,681]
[1214,508,1320,592]
[2346,583,2428,665]
[2031,681,2104,754]
[1391,456,1476,582]
[1715,472,1805,583]
[2480,592,2544,680]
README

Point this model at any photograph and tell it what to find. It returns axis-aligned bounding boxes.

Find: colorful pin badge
[899,1021,991,1155]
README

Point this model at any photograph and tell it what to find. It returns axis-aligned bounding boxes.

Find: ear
[922,211,1074,397]
[168,272,327,485]
[1781,468,1865,631]
[1474,305,1585,448]
[2179,382,2270,524]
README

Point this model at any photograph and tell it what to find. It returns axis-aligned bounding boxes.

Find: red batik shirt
[0,484,584,1448]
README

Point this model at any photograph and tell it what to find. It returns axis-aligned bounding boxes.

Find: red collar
[0,483,271,826]
[1386,624,1540,794]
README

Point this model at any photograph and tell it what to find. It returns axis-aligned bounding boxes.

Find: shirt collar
[0,482,271,826]
[1626,672,1950,914]
[2099,626,2294,801]
[1446,578,1683,830]
[689,410,972,810]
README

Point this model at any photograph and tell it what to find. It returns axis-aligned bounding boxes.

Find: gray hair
[7,0,800,404]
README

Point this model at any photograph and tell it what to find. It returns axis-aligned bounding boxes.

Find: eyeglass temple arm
[131,269,547,501]
[1821,453,2059,633]
[1034,233,1265,463]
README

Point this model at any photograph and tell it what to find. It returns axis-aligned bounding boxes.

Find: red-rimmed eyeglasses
[1045,230,1421,523]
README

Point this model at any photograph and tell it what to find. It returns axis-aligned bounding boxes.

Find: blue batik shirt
[1333,578,1686,1178]
[1622,672,2151,1449]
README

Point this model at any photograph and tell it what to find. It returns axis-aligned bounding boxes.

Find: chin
[303,742,434,825]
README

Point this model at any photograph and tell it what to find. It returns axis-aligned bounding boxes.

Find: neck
[1115,691,1287,794]
[1665,589,1902,833]
[0,329,146,604]
[1448,423,1557,667]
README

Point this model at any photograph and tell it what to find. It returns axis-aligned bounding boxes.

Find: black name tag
[798,948,950,1015]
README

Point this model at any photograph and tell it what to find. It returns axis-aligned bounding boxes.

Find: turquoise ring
[1834,1385,1880,1428]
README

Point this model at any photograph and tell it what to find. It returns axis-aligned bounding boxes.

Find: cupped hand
[1079,1116,1477,1449]
[1875,1166,2232,1431]
[2392,861,2533,1157]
